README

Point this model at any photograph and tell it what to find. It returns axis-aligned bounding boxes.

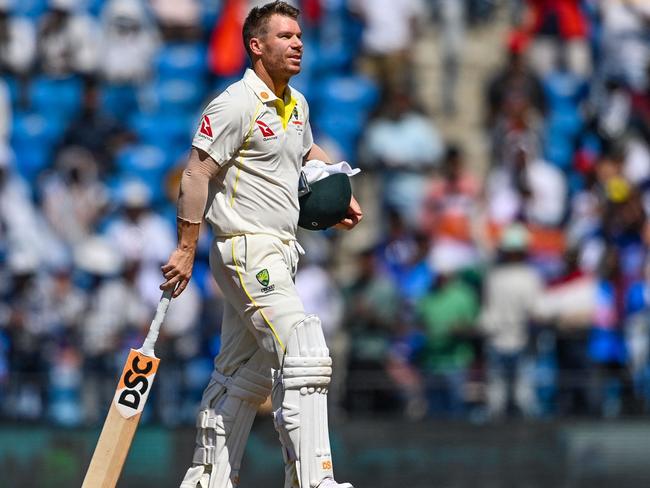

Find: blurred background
[1,0,650,486]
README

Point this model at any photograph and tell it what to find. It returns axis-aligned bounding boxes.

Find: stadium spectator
[0,0,36,76]
[437,0,465,115]
[74,236,149,424]
[479,224,543,419]
[587,246,634,417]
[359,91,444,227]
[599,0,650,92]
[343,247,401,413]
[98,0,161,85]
[520,0,591,78]
[103,179,176,306]
[36,0,99,78]
[417,242,480,416]
[148,0,202,41]
[375,210,435,306]
[420,145,482,265]
[40,147,109,245]
[486,142,567,229]
[59,78,132,173]
[538,248,595,416]
[2,251,50,420]
[0,144,65,270]
[485,36,546,127]
[0,78,10,142]
[348,0,427,93]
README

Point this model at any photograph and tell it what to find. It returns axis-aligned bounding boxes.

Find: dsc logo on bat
[113,349,160,419]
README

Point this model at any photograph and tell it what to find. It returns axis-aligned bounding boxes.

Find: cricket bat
[82,289,173,488]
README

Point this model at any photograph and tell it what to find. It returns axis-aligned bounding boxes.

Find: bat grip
[141,289,173,357]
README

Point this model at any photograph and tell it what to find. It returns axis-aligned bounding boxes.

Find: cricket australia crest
[256,269,275,293]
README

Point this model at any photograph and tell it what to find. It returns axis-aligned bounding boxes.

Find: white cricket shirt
[192,69,313,241]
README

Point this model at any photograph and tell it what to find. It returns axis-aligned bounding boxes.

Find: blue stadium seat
[11,111,62,142]
[116,143,171,174]
[30,76,83,120]
[115,144,175,203]
[155,43,208,79]
[12,0,47,18]
[100,84,140,120]
[129,111,195,149]
[3,75,20,108]
[11,110,66,179]
[312,74,379,118]
[313,110,365,161]
[143,77,207,114]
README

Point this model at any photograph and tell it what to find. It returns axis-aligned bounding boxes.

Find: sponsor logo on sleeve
[199,115,213,139]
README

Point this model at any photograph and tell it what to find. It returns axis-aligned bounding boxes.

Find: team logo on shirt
[255,120,277,140]
[291,106,302,125]
[199,115,213,138]
[256,269,275,293]
[291,106,303,134]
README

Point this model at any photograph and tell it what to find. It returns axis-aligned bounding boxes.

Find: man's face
[257,14,303,78]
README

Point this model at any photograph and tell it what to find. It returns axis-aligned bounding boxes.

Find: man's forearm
[176,218,201,252]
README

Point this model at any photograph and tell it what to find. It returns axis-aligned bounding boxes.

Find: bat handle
[141,289,173,357]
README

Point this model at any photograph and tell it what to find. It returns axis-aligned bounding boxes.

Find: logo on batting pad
[256,269,275,293]
[113,349,160,419]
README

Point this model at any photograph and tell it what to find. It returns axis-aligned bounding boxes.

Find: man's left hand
[335,195,363,230]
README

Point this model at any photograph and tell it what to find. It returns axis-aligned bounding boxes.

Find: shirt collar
[244,68,293,105]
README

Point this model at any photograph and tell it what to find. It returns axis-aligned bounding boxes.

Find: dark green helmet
[298,173,351,230]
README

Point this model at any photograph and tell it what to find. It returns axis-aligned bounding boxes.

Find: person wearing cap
[159,3,361,488]
[479,223,543,419]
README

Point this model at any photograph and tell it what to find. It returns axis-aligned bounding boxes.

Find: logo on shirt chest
[290,106,304,134]
[255,120,277,140]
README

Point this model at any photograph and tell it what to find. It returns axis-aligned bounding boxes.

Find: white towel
[302,159,361,184]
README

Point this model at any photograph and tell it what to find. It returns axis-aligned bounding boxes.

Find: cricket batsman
[159,2,363,487]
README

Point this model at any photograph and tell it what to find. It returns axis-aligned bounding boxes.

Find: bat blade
[82,349,160,488]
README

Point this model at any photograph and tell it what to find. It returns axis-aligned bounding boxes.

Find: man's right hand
[160,247,196,298]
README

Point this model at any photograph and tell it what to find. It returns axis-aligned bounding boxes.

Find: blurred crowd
[1,0,650,426]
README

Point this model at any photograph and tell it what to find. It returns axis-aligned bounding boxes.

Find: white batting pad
[273,315,343,488]
[180,359,272,488]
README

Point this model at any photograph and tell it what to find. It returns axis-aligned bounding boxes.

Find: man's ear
[250,37,263,57]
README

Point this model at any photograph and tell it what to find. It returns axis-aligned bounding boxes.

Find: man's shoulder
[204,78,256,113]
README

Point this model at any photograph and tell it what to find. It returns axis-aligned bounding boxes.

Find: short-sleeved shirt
[192,69,314,242]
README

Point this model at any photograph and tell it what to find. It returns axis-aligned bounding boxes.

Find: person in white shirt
[0,0,36,76]
[160,3,362,487]
[36,0,99,78]
[486,143,567,228]
[348,0,426,92]
[98,0,161,85]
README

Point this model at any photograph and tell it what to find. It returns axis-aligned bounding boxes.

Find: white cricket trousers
[209,234,306,375]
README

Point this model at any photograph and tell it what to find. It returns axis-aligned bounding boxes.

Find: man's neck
[253,62,288,99]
